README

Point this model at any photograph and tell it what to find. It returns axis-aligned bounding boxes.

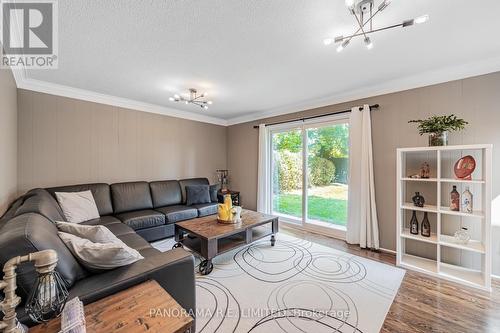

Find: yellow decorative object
[218,194,241,224]
[223,194,233,210]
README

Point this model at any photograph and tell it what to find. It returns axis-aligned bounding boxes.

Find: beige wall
[227,72,500,256]
[0,68,18,215]
[17,89,227,193]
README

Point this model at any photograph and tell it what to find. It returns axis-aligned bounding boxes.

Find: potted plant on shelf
[408,114,468,146]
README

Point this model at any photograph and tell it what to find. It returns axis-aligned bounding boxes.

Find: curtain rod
[252,104,379,129]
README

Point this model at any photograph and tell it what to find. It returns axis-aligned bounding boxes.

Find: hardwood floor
[282,227,500,333]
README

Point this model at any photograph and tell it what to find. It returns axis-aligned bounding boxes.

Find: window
[270,116,349,235]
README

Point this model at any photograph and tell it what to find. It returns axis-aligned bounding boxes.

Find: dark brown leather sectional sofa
[0,177,217,327]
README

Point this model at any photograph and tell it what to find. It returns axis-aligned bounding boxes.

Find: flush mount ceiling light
[323,0,429,52]
[169,88,213,110]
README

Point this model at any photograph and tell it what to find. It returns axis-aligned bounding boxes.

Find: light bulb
[174,94,180,99]
[402,19,414,27]
[337,39,350,53]
[203,105,208,110]
[364,37,373,50]
[414,14,429,24]
[323,38,333,46]
[345,0,355,8]
[169,97,175,101]
[207,101,213,105]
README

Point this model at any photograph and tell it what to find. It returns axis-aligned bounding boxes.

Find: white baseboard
[379,247,396,254]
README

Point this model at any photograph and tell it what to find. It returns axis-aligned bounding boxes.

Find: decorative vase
[454,227,471,244]
[412,192,425,208]
[421,212,431,237]
[419,162,430,179]
[462,187,473,213]
[428,131,448,146]
[410,211,419,235]
[450,186,460,211]
[454,155,476,180]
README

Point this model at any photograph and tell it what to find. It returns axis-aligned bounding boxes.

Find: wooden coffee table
[173,209,278,275]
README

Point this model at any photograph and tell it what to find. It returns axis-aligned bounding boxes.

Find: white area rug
[153,233,404,333]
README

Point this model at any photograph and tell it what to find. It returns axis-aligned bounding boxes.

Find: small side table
[217,190,240,206]
[30,280,193,333]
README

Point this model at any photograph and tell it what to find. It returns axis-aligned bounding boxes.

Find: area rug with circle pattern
[153,233,404,333]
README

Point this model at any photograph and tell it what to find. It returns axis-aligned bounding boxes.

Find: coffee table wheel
[271,235,276,246]
[199,260,213,275]
[172,242,183,249]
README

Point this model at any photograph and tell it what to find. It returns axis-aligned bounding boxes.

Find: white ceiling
[23,0,500,125]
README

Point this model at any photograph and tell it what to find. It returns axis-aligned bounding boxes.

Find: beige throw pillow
[57,223,143,270]
[56,221,116,243]
[55,190,100,223]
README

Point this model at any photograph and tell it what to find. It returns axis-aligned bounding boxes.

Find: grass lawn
[273,193,347,226]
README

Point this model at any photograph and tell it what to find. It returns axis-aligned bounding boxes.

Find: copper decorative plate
[454,155,476,180]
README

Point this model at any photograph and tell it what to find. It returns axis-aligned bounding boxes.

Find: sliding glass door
[270,117,349,234]
[271,127,303,224]
[305,123,349,228]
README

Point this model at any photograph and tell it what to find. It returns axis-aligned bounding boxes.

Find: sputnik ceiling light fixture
[324,0,429,52]
[169,88,213,110]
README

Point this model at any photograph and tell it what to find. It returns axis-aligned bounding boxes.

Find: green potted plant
[408,115,468,146]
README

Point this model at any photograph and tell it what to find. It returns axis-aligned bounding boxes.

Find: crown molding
[226,55,500,126]
[11,55,500,128]
[15,77,228,126]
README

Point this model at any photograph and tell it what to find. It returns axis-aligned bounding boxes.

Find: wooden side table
[217,190,240,206]
[30,280,193,333]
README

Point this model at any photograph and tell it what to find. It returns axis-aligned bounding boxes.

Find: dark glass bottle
[450,186,460,212]
[412,192,425,207]
[421,212,431,237]
[410,210,419,235]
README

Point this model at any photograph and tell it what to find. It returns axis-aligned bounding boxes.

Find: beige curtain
[347,105,380,249]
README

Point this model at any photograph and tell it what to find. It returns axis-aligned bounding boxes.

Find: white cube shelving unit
[396,144,492,291]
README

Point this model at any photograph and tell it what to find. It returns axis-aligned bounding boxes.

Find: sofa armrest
[68,248,195,316]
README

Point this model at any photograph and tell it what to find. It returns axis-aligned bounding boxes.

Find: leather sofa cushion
[150,180,182,208]
[14,189,65,222]
[81,216,134,237]
[0,213,87,300]
[116,233,151,252]
[192,202,218,217]
[47,183,113,216]
[111,182,153,214]
[82,215,122,226]
[136,224,174,242]
[155,205,198,223]
[81,216,151,252]
[179,178,209,204]
[115,209,165,231]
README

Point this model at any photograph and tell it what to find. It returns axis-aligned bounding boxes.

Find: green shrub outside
[309,156,336,186]
[275,151,302,192]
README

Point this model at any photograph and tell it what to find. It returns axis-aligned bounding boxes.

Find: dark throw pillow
[186,185,211,206]
[209,184,220,203]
